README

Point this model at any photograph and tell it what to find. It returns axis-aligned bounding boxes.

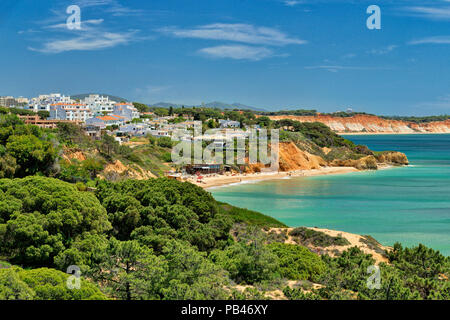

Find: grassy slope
[217,201,287,228]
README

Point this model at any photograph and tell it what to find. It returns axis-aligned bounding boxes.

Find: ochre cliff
[278,142,327,171]
[267,114,450,134]
[267,142,408,172]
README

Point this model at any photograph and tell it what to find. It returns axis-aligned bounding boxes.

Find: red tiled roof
[97,116,119,121]
[97,114,125,121]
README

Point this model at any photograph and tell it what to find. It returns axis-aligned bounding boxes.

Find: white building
[82,94,117,116]
[49,103,93,122]
[113,103,140,121]
[31,93,73,105]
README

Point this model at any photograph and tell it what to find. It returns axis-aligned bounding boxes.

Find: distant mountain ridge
[71,93,129,103]
[149,101,267,112]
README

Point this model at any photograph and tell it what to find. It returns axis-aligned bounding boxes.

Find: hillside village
[0,93,253,145]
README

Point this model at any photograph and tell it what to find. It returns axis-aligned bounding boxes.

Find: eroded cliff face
[267,114,450,134]
[278,142,327,171]
[272,142,408,172]
[101,160,157,180]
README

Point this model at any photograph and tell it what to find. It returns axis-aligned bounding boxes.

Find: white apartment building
[49,103,93,122]
[82,94,117,116]
[31,93,73,105]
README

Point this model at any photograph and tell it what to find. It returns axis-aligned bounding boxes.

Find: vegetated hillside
[0,176,448,300]
[0,113,173,184]
[272,121,409,172]
[267,114,450,133]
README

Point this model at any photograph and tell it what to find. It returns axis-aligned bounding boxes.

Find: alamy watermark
[66,5,81,30]
[366,265,381,289]
[367,5,381,30]
[66,265,81,290]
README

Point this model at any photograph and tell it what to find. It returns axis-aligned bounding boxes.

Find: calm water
[211,134,450,255]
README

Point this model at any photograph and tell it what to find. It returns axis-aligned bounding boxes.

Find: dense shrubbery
[284,245,449,300]
[0,114,58,178]
[0,176,111,267]
[0,267,107,300]
[289,227,350,247]
[0,176,448,300]
[268,243,326,281]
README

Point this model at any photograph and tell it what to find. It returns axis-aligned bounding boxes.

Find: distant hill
[149,101,266,112]
[71,93,129,103]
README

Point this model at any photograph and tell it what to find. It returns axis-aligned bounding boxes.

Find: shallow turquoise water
[211,134,450,255]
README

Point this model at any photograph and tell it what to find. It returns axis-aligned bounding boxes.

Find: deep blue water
[211,134,450,255]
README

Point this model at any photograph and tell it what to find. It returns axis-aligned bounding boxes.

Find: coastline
[187,166,360,189]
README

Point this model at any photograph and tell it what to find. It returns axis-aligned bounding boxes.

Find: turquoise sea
[210,134,450,256]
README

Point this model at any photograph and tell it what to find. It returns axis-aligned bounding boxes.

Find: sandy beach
[186,166,359,189]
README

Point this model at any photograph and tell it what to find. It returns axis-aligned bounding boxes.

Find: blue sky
[0,0,449,115]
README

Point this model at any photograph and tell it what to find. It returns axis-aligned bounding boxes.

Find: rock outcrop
[375,151,409,166]
[330,155,378,170]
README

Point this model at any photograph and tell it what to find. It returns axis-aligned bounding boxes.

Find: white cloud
[403,6,450,20]
[45,19,104,31]
[24,5,145,54]
[29,31,137,53]
[368,45,398,55]
[76,0,115,7]
[160,23,306,46]
[283,1,302,7]
[304,65,389,73]
[409,36,450,45]
[198,45,274,61]
[77,0,143,16]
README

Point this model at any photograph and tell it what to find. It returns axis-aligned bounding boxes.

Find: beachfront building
[184,164,223,175]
